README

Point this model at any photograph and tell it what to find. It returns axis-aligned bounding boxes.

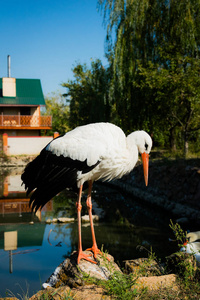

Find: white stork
[21,122,152,264]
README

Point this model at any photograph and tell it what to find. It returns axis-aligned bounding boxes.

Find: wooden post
[38,106,41,126]
[3,176,9,197]
[3,133,8,155]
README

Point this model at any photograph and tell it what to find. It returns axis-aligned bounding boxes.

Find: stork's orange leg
[76,184,96,264]
[86,181,104,259]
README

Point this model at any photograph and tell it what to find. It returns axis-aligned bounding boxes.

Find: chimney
[2,55,16,97]
[7,55,11,78]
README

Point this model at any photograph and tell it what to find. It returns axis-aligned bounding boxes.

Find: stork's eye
[145,142,148,151]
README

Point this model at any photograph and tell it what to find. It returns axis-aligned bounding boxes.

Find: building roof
[0,78,45,106]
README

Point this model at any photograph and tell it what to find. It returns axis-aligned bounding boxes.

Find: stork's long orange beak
[141,152,149,186]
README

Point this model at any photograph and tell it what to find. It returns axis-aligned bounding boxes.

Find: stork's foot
[77,250,97,264]
[86,245,101,258]
[86,244,110,261]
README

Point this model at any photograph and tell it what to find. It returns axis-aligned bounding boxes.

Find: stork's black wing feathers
[21,148,100,212]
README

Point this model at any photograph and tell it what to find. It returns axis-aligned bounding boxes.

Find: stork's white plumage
[21,122,152,264]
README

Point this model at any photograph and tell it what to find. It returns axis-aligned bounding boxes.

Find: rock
[30,250,182,299]
[135,274,178,291]
[172,203,186,216]
[29,286,72,300]
[0,298,18,300]
[123,258,164,276]
[43,250,121,289]
[46,218,58,224]
[81,215,99,222]
[77,252,120,281]
[71,284,111,300]
[58,217,75,223]
[30,285,111,300]
[46,219,52,224]
[166,252,197,279]
[176,217,189,224]
[43,265,63,288]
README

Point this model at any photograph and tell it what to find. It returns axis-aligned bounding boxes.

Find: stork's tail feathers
[21,149,100,213]
[21,150,78,212]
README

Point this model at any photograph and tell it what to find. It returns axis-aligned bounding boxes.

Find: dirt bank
[110,157,200,225]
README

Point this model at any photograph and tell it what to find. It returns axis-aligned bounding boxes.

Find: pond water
[0,168,178,297]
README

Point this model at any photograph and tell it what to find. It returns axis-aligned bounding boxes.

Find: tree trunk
[170,127,176,151]
[184,131,189,157]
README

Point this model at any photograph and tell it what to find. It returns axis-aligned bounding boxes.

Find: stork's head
[127,130,152,186]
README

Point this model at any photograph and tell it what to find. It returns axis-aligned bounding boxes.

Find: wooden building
[0,77,52,136]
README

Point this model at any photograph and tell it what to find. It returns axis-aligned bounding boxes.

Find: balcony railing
[0,114,52,128]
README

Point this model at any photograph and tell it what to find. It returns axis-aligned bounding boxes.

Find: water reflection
[0,168,178,297]
[0,169,53,223]
[4,231,17,273]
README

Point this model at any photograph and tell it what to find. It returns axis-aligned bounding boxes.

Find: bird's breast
[77,149,137,186]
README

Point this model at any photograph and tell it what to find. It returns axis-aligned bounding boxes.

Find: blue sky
[0,0,108,96]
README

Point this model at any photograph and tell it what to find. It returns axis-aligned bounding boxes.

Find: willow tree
[138,0,200,153]
[98,0,200,153]
[98,0,167,132]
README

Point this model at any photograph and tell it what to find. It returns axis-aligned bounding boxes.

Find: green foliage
[137,56,200,154]
[169,220,187,248]
[44,92,70,135]
[5,283,30,300]
[81,268,139,299]
[62,59,111,128]
[5,284,74,300]
[169,220,197,284]
[135,246,164,277]
[100,271,138,299]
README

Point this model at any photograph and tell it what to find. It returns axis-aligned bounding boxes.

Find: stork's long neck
[126,134,139,169]
[126,133,139,153]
